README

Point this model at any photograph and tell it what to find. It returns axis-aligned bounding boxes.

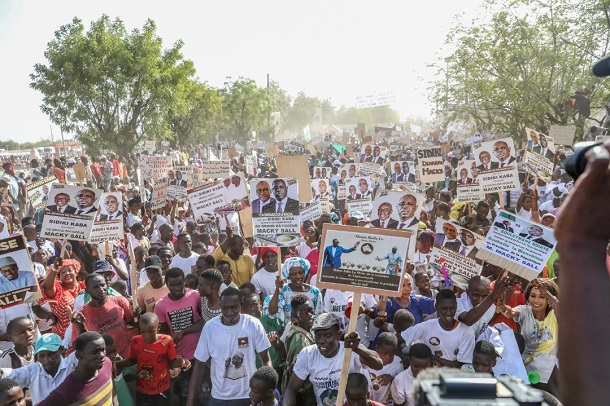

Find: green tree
[218,77,270,143]
[431,0,610,142]
[334,105,399,126]
[168,78,222,146]
[30,15,195,156]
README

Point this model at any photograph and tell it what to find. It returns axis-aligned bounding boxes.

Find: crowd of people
[0,125,601,406]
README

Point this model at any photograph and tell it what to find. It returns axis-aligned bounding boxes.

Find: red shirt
[490,282,525,331]
[129,334,177,395]
[77,296,133,358]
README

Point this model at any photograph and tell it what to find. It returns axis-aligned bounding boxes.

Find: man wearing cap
[0,333,78,405]
[282,312,383,406]
[0,256,37,294]
[136,256,169,314]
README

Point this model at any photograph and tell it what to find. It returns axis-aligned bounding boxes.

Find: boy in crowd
[103,335,133,406]
[366,332,404,405]
[345,372,385,406]
[402,289,474,369]
[390,344,433,406]
[471,340,498,375]
[0,378,26,406]
[218,261,238,293]
[242,293,284,372]
[249,366,281,406]
[373,309,415,363]
[0,317,35,368]
[116,313,190,405]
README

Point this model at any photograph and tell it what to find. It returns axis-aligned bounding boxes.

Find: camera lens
[563,141,603,180]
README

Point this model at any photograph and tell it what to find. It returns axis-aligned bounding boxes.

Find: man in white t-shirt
[455,275,510,340]
[250,248,278,299]
[402,289,475,369]
[390,343,433,406]
[186,287,271,406]
[170,233,199,275]
[282,312,384,406]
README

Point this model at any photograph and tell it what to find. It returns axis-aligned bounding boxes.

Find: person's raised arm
[345,332,383,370]
[267,276,284,316]
[458,275,510,326]
[554,143,610,406]
[43,259,62,298]
[218,225,234,254]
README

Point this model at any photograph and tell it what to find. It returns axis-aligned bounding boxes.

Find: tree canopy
[431,0,610,142]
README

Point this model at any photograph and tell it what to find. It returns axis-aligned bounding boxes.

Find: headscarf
[281,257,311,280]
[259,247,278,261]
[2,162,14,177]
[58,259,81,275]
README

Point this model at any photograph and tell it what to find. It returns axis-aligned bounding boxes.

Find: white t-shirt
[194,314,270,400]
[293,344,364,406]
[390,367,416,406]
[250,269,277,298]
[539,200,555,213]
[170,252,199,275]
[402,319,475,364]
[365,355,404,405]
[455,294,496,340]
[518,207,532,221]
[322,291,377,348]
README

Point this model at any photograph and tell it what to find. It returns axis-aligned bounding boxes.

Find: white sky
[0,0,485,143]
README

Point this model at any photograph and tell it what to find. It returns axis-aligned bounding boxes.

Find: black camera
[414,371,553,405]
[563,141,607,180]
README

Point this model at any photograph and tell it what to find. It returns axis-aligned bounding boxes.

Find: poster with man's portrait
[26,175,58,212]
[90,192,124,243]
[370,190,424,231]
[167,167,189,201]
[389,161,416,184]
[523,128,556,181]
[339,163,359,184]
[346,177,372,201]
[40,184,103,241]
[310,179,332,202]
[455,160,485,203]
[359,144,386,165]
[250,178,300,247]
[312,166,331,179]
[0,235,42,307]
[472,138,520,193]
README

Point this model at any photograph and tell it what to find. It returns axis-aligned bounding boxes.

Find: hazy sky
[0,0,484,143]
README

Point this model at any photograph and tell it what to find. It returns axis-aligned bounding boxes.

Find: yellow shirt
[212,246,255,286]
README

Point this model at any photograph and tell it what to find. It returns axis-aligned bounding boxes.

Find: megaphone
[344,296,364,319]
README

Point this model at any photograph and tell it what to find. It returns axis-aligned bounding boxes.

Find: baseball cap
[93,260,113,274]
[34,333,62,354]
[593,55,610,77]
[311,313,340,332]
[144,256,162,270]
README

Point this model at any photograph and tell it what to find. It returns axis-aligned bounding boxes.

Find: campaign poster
[208,174,250,217]
[337,184,347,201]
[472,138,521,193]
[476,210,557,281]
[26,175,58,211]
[416,147,445,183]
[40,184,103,240]
[312,166,331,179]
[89,220,123,244]
[0,235,42,307]
[339,163,359,183]
[144,140,156,152]
[65,168,77,184]
[370,190,424,230]
[523,128,556,181]
[300,201,322,224]
[250,178,300,247]
[200,160,231,179]
[388,161,416,184]
[138,156,173,179]
[358,162,383,177]
[166,168,188,202]
[346,199,373,218]
[317,224,414,296]
[430,220,485,289]
[359,144,386,165]
[345,177,373,201]
[150,178,168,211]
[188,181,236,222]
[455,160,485,203]
[310,179,332,202]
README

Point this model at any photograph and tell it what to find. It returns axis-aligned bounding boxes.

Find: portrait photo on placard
[473,138,517,172]
[97,192,124,221]
[359,144,386,165]
[45,184,103,217]
[339,163,359,182]
[346,176,372,201]
[370,190,424,230]
[456,160,479,186]
[389,161,416,183]
[0,235,41,305]
[310,179,332,202]
[312,166,331,179]
[249,178,299,215]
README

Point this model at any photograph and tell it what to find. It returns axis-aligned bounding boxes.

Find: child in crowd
[390,344,433,406]
[104,335,134,406]
[0,378,26,406]
[249,366,281,406]
[115,312,190,405]
[185,273,199,290]
[345,373,384,406]
[471,340,498,374]
[374,309,415,362]
[0,317,35,368]
[366,332,404,405]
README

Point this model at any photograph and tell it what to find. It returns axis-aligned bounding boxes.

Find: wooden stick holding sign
[59,239,67,259]
[334,291,361,406]
[127,236,138,305]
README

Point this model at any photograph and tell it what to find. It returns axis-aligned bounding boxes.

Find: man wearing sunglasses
[66,188,98,216]
[251,180,276,214]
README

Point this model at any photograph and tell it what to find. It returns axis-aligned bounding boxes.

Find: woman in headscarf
[37,258,85,338]
[264,257,323,326]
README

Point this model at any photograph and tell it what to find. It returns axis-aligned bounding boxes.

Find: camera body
[563,141,604,180]
[414,371,550,405]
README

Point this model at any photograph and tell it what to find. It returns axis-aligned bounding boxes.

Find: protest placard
[200,160,231,179]
[339,163,358,182]
[188,179,248,222]
[65,168,77,184]
[369,190,423,230]
[250,178,300,247]
[358,162,382,177]
[472,138,521,193]
[430,220,485,289]
[144,140,156,152]
[347,199,373,218]
[549,125,576,146]
[345,176,372,201]
[0,235,42,308]
[359,143,386,165]
[138,156,172,179]
[523,128,555,181]
[455,160,485,203]
[416,146,445,183]
[276,155,310,204]
[72,162,87,181]
[300,201,322,223]
[523,151,554,180]
[26,175,57,211]
[40,184,103,240]
[317,224,414,296]
[476,210,557,281]
[150,178,168,211]
[388,161,416,184]
[167,167,190,202]
[96,192,123,221]
[89,220,123,244]
[312,166,331,179]
[310,179,332,202]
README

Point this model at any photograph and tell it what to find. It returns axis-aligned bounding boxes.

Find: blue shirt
[374,295,436,325]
